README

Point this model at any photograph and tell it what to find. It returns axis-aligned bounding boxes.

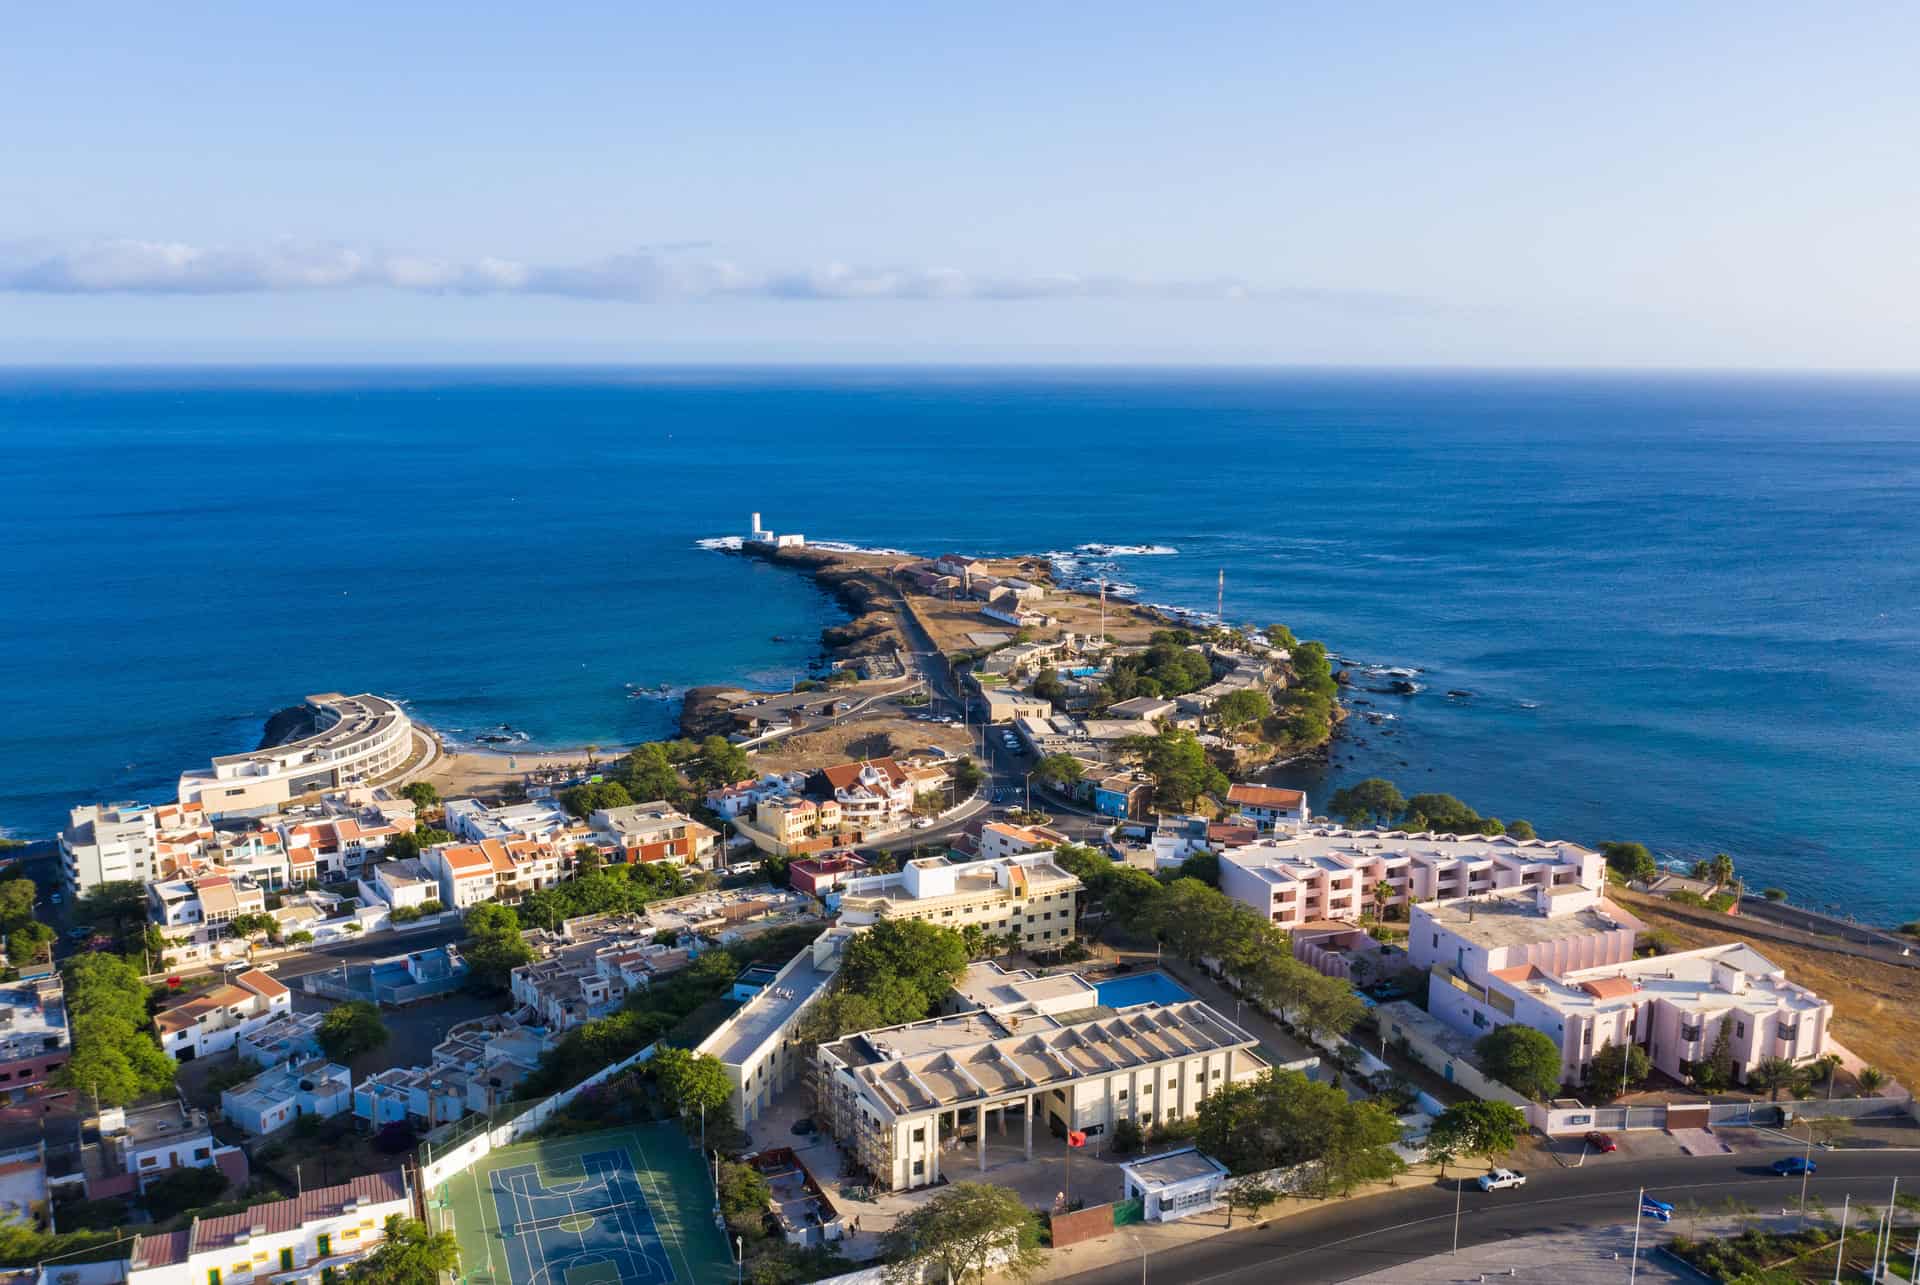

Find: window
[1472,1011,1488,1029]
[1735,1021,1746,1039]
[1117,1089,1128,1101]
[317,1234,331,1258]
[1212,1069,1222,1079]
[1141,1082,1153,1094]
[208,1272,221,1285]
[280,1251,295,1273]
[912,1160,924,1176]
[912,1127,925,1143]
[194,1147,211,1161]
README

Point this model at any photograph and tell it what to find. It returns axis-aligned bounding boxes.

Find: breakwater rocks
[257,704,319,750]
[681,685,755,738]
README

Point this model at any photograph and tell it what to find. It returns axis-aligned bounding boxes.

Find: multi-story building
[836,852,1083,952]
[352,1019,548,1128]
[127,1170,413,1285]
[60,802,159,896]
[92,1101,249,1197]
[219,1059,353,1137]
[786,852,868,900]
[1412,885,1829,1087]
[1224,784,1309,833]
[148,874,268,931]
[590,803,718,866]
[1219,828,1606,931]
[752,797,851,854]
[977,821,1068,862]
[442,797,575,845]
[177,693,412,818]
[697,926,858,1126]
[421,839,512,909]
[819,759,919,829]
[818,993,1265,1191]
[0,978,69,1099]
[510,936,689,1032]
[366,858,439,910]
[153,969,293,1062]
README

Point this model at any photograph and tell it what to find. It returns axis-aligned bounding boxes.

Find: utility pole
[1451,1175,1462,1253]
[1834,1194,1849,1285]
[1629,1187,1644,1285]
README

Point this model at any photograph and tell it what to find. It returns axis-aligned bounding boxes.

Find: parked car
[1773,1156,1818,1176]
[790,1118,817,1136]
[1477,1169,1527,1191]
[1585,1131,1618,1153]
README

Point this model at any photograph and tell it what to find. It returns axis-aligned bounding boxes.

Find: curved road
[1057,1148,1920,1285]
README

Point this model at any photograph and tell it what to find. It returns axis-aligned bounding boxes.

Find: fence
[419,1040,661,1190]
[1709,1095,1910,1126]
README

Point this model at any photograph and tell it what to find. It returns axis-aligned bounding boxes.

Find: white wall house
[153,969,293,1062]
[127,1171,413,1285]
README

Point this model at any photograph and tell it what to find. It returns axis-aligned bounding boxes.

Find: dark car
[1585,1131,1618,1153]
[790,1118,817,1136]
[1772,1156,1817,1176]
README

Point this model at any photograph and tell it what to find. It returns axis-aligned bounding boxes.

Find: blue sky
[3,3,1916,365]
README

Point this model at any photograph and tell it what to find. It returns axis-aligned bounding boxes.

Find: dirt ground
[416,745,631,800]
[753,716,976,775]
[1613,887,1920,1091]
[906,586,1165,656]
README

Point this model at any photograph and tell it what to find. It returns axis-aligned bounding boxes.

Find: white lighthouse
[746,511,805,549]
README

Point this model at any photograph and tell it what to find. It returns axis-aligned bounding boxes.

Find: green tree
[1177,851,1221,887]
[347,1215,459,1285]
[839,919,969,1020]
[1123,726,1229,810]
[1033,754,1084,792]
[1746,1056,1806,1102]
[6,922,54,972]
[1031,667,1067,705]
[399,781,439,810]
[386,826,456,862]
[1327,779,1405,828]
[0,878,37,933]
[1586,1041,1652,1099]
[462,902,533,991]
[651,1046,733,1121]
[318,1001,390,1062]
[1601,841,1658,884]
[1708,852,1736,888]
[693,736,752,790]
[560,780,634,819]
[951,756,984,796]
[1506,819,1537,840]
[142,1167,227,1221]
[78,880,148,940]
[1475,1025,1563,1101]
[60,953,174,1104]
[1684,1021,1736,1092]
[1224,1180,1279,1228]
[1293,972,1366,1045]
[880,1182,1044,1285]
[1426,1101,1526,1172]
[717,1161,772,1239]
[619,744,684,803]
[1213,688,1272,729]
[1856,1066,1887,1096]
[1110,1119,1144,1155]
[1400,794,1486,835]
[1194,1068,1404,1194]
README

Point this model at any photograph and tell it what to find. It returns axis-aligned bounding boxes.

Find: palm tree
[584,743,600,772]
[1372,880,1397,921]
[1857,1065,1886,1097]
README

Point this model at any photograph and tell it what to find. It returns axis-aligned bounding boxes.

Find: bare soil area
[753,716,976,775]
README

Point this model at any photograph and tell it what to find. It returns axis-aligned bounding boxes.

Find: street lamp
[1024,768,1039,812]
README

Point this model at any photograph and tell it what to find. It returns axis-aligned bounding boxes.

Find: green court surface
[435,1123,735,1285]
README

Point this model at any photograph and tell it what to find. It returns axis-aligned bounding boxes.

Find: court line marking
[625,1128,696,1285]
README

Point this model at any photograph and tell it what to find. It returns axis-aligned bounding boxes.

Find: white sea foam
[1077,543,1179,556]
[696,536,744,550]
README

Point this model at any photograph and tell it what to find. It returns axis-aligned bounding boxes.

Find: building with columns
[817,995,1264,1192]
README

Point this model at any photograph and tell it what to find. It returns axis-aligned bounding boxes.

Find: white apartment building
[92,1101,248,1196]
[127,1170,413,1285]
[442,797,575,845]
[147,875,267,931]
[153,969,293,1062]
[366,858,439,910]
[819,758,919,829]
[836,852,1083,952]
[1219,828,1606,931]
[590,803,719,866]
[1223,784,1310,832]
[819,997,1265,1191]
[698,927,857,1126]
[60,802,159,896]
[219,1059,353,1138]
[177,693,412,818]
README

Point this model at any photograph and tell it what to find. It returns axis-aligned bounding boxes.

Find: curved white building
[178,692,412,817]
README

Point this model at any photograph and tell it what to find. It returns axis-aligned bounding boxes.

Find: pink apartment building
[1220,829,1605,930]
[1413,885,1832,1088]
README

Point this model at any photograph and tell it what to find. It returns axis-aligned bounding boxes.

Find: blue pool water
[1094,973,1194,1010]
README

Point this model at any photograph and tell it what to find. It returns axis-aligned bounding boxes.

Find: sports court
[437,1123,735,1285]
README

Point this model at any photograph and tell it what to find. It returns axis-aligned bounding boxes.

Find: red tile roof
[1226,784,1306,809]
[184,1170,410,1255]
[821,757,907,792]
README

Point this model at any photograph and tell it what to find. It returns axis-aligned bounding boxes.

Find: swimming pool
[1092,972,1194,1009]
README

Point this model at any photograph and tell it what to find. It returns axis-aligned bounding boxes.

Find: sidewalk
[1340,1223,1694,1284]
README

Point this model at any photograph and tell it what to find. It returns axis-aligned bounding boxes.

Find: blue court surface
[1093,971,1194,1009]
[492,1149,670,1285]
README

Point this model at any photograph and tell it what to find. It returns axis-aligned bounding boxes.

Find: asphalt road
[1056,1149,1920,1285]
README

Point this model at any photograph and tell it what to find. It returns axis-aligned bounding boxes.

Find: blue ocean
[3,368,1916,920]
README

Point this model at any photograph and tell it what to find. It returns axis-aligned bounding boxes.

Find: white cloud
[0,237,1414,311]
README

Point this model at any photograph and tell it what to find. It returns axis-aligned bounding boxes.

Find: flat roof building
[836,852,1082,953]
[178,694,412,818]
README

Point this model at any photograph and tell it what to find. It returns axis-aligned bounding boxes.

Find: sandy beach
[416,741,636,799]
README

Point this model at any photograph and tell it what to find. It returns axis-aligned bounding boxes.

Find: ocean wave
[1078,543,1178,556]
[696,536,744,550]
[807,540,911,556]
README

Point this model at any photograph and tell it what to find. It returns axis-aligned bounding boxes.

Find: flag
[1067,1130,1087,1148]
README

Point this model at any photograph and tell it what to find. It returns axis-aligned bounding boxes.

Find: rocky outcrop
[680,685,756,739]
[257,704,319,750]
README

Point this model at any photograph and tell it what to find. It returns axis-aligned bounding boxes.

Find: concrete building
[148,875,267,931]
[352,1019,547,1129]
[60,802,160,897]
[818,759,917,829]
[153,969,293,1062]
[1224,784,1309,833]
[234,1012,326,1069]
[1120,1148,1231,1222]
[977,822,1068,863]
[590,803,718,866]
[697,927,858,1126]
[126,1170,412,1285]
[220,1059,352,1137]
[510,934,688,1033]
[421,839,512,909]
[91,1102,248,1197]
[836,852,1082,952]
[0,979,69,1099]
[979,689,1055,723]
[1220,829,1607,931]
[818,999,1264,1191]
[786,852,868,900]
[746,511,804,549]
[177,694,412,817]
[366,858,438,910]
[442,797,574,845]
[1105,696,1177,723]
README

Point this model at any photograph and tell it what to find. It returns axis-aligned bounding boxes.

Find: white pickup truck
[1477,1169,1527,1192]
